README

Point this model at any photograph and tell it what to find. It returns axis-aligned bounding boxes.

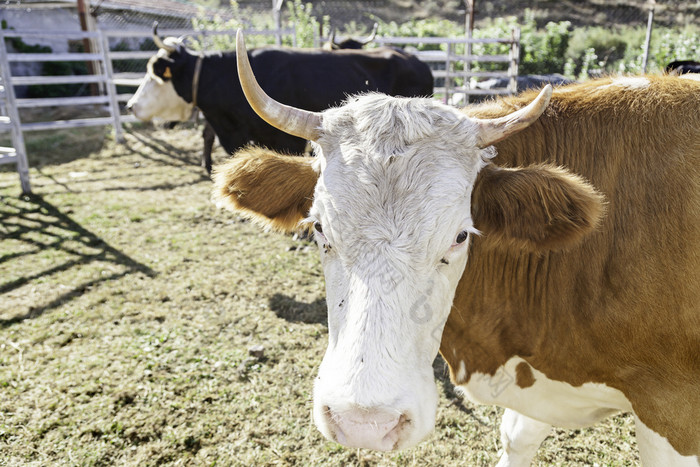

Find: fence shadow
[126,127,212,170]
[0,194,156,326]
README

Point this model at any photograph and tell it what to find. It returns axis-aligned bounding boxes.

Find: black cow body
[665,60,700,75]
[150,43,434,158]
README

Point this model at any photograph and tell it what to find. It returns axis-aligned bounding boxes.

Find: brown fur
[444,75,700,455]
[213,76,700,455]
[515,362,536,389]
[211,146,317,232]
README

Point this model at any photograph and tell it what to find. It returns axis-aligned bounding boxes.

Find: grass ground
[0,123,638,465]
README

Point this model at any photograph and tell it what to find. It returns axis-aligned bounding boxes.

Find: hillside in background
[387,0,697,27]
[254,0,699,31]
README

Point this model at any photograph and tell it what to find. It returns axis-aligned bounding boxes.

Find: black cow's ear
[471,163,606,251]
[151,57,175,81]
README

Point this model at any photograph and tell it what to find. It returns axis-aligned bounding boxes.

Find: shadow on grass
[432,356,491,421]
[127,128,211,171]
[0,194,156,326]
[268,293,327,326]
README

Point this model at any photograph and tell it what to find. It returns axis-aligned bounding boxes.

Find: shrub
[188,3,700,79]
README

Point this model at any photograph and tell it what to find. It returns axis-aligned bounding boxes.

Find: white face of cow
[126,58,193,122]
[233,28,552,452]
[307,95,487,450]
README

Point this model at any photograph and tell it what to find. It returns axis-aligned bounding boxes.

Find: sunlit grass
[0,125,637,465]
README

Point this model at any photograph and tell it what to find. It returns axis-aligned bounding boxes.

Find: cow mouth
[323,405,411,451]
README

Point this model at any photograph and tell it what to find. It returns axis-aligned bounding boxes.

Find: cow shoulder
[471,163,606,251]
[212,146,319,232]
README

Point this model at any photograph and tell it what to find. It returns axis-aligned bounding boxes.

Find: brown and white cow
[212,31,700,465]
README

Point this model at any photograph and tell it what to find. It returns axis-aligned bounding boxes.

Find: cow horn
[475,84,552,148]
[236,29,322,142]
[152,22,176,53]
[360,23,378,45]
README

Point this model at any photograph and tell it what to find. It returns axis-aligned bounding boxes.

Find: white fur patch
[634,416,699,466]
[455,360,467,382]
[127,74,193,122]
[680,73,700,82]
[310,93,494,451]
[599,76,651,91]
[456,357,632,429]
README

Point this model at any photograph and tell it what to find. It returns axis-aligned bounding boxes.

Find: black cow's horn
[152,22,176,53]
[360,23,379,45]
[474,84,552,148]
[236,29,322,142]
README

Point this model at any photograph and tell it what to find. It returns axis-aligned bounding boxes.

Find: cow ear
[471,164,606,251]
[212,146,319,233]
[150,57,175,81]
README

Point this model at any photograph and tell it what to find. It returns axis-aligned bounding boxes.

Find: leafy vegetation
[190,2,699,79]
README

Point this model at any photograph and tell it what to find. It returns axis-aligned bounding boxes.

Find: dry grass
[0,124,637,466]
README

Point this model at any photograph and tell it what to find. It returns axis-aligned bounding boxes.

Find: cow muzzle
[319,405,409,451]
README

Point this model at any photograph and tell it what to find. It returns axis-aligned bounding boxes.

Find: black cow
[666,60,700,75]
[146,24,433,164]
[128,26,393,174]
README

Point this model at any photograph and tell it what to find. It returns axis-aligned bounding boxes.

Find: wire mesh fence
[0,1,698,102]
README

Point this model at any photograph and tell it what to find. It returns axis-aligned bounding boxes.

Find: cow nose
[325,406,407,451]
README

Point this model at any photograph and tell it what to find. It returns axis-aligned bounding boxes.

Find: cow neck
[192,54,204,108]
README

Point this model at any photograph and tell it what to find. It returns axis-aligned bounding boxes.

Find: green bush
[375,17,464,50]
[189,4,700,79]
[463,11,572,75]
[189,0,327,50]
[286,0,328,48]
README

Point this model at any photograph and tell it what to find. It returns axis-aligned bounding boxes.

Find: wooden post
[464,0,475,103]
[272,0,284,46]
[641,0,655,74]
[77,0,99,96]
[508,28,520,95]
[445,42,453,104]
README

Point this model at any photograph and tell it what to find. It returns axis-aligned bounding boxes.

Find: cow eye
[455,230,469,244]
[314,222,323,234]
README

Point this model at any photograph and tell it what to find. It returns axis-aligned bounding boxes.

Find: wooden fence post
[508,28,520,95]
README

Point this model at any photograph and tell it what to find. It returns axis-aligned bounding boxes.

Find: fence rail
[0,26,520,193]
[375,29,520,104]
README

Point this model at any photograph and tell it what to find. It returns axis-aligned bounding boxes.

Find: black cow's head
[323,23,378,50]
[149,23,188,84]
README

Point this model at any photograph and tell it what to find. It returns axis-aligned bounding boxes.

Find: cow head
[126,26,194,122]
[323,23,378,50]
[214,31,604,452]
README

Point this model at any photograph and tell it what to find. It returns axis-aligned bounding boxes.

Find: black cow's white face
[126,72,193,122]
[126,44,193,123]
